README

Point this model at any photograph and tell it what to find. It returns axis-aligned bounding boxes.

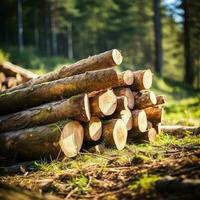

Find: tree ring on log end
[84,94,91,121]
[138,110,147,132]
[112,49,123,65]
[150,91,157,105]
[99,89,117,116]
[123,70,134,85]
[113,119,127,150]
[120,109,133,131]
[59,121,84,157]
[143,70,152,89]
[89,117,102,141]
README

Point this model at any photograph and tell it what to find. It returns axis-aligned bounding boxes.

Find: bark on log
[102,119,127,150]
[131,69,153,90]
[0,61,38,80]
[115,96,128,112]
[0,68,132,115]
[144,106,163,123]
[132,110,147,132]
[114,87,135,109]
[90,89,117,117]
[84,117,102,141]
[160,125,200,135]
[0,123,64,160]
[0,94,90,133]
[1,49,122,94]
[134,91,157,109]
[156,95,165,105]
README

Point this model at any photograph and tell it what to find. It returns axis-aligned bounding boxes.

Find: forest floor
[0,131,200,200]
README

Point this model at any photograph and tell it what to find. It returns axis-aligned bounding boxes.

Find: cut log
[115,96,128,112]
[0,72,6,83]
[0,61,38,80]
[132,110,147,132]
[144,106,163,123]
[90,89,117,117]
[84,117,102,141]
[0,122,64,160]
[117,70,134,86]
[0,94,90,133]
[0,68,132,115]
[59,121,84,158]
[114,87,135,109]
[1,49,122,93]
[102,119,127,150]
[3,77,18,88]
[111,109,133,131]
[134,91,157,109]
[156,95,165,105]
[131,69,153,90]
[87,144,104,154]
[160,125,200,135]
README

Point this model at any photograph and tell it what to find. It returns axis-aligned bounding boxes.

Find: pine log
[90,89,117,117]
[87,144,104,154]
[84,117,102,141]
[1,49,122,93]
[0,123,63,160]
[114,87,135,109]
[115,96,128,112]
[131,69,153,90]
[144,106,163,123]
[133,91,157,109]
[0,72,6,83]
[160,125,200,135]
[110,109,133,131]
[0,94,90,133]
[156,95,165,105]
[102,119,127,150]
[132,110,147,132]
[59,121,84,157]
[0,68,132,115]
[0,61,38,80]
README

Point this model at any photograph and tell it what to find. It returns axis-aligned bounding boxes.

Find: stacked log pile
[0,61,38,91]
[0,49,165,161]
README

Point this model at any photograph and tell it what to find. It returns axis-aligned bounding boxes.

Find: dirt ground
[0,132,200,200]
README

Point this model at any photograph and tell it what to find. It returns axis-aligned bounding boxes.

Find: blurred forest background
[0,0,199,125]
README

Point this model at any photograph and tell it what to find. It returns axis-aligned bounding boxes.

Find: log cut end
[123,70,134,85]
[148,128,157,142]
[112,49,123,65]
[150,91,157,105]
[84,94,91,121]
[132,110,147,132]
[99,89,117,116]
[113,119,127,150]
[119,109,133,131]
[59,121,84,157]
[143,69,152,89]
[88,117,102,141]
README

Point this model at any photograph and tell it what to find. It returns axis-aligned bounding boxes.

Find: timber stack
[0,49,165,161]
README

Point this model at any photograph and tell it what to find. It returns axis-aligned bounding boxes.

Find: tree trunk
[84,117,102,142]
[114,87,135,109]
[133,91,157,109]
[90,89,117,117]
[102,119,127,150]
[131,70,153,90]
[183,0,194,85]
[132,110,147,132]
[153,0,163,75]
[2,49,123,93]
[144,106,163,123]
[0,69,131,115]
[0,94,90,133]
[17,0,24,52]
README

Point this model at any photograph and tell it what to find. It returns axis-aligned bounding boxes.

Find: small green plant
[0,49,9,64]
[128,173,160,192]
